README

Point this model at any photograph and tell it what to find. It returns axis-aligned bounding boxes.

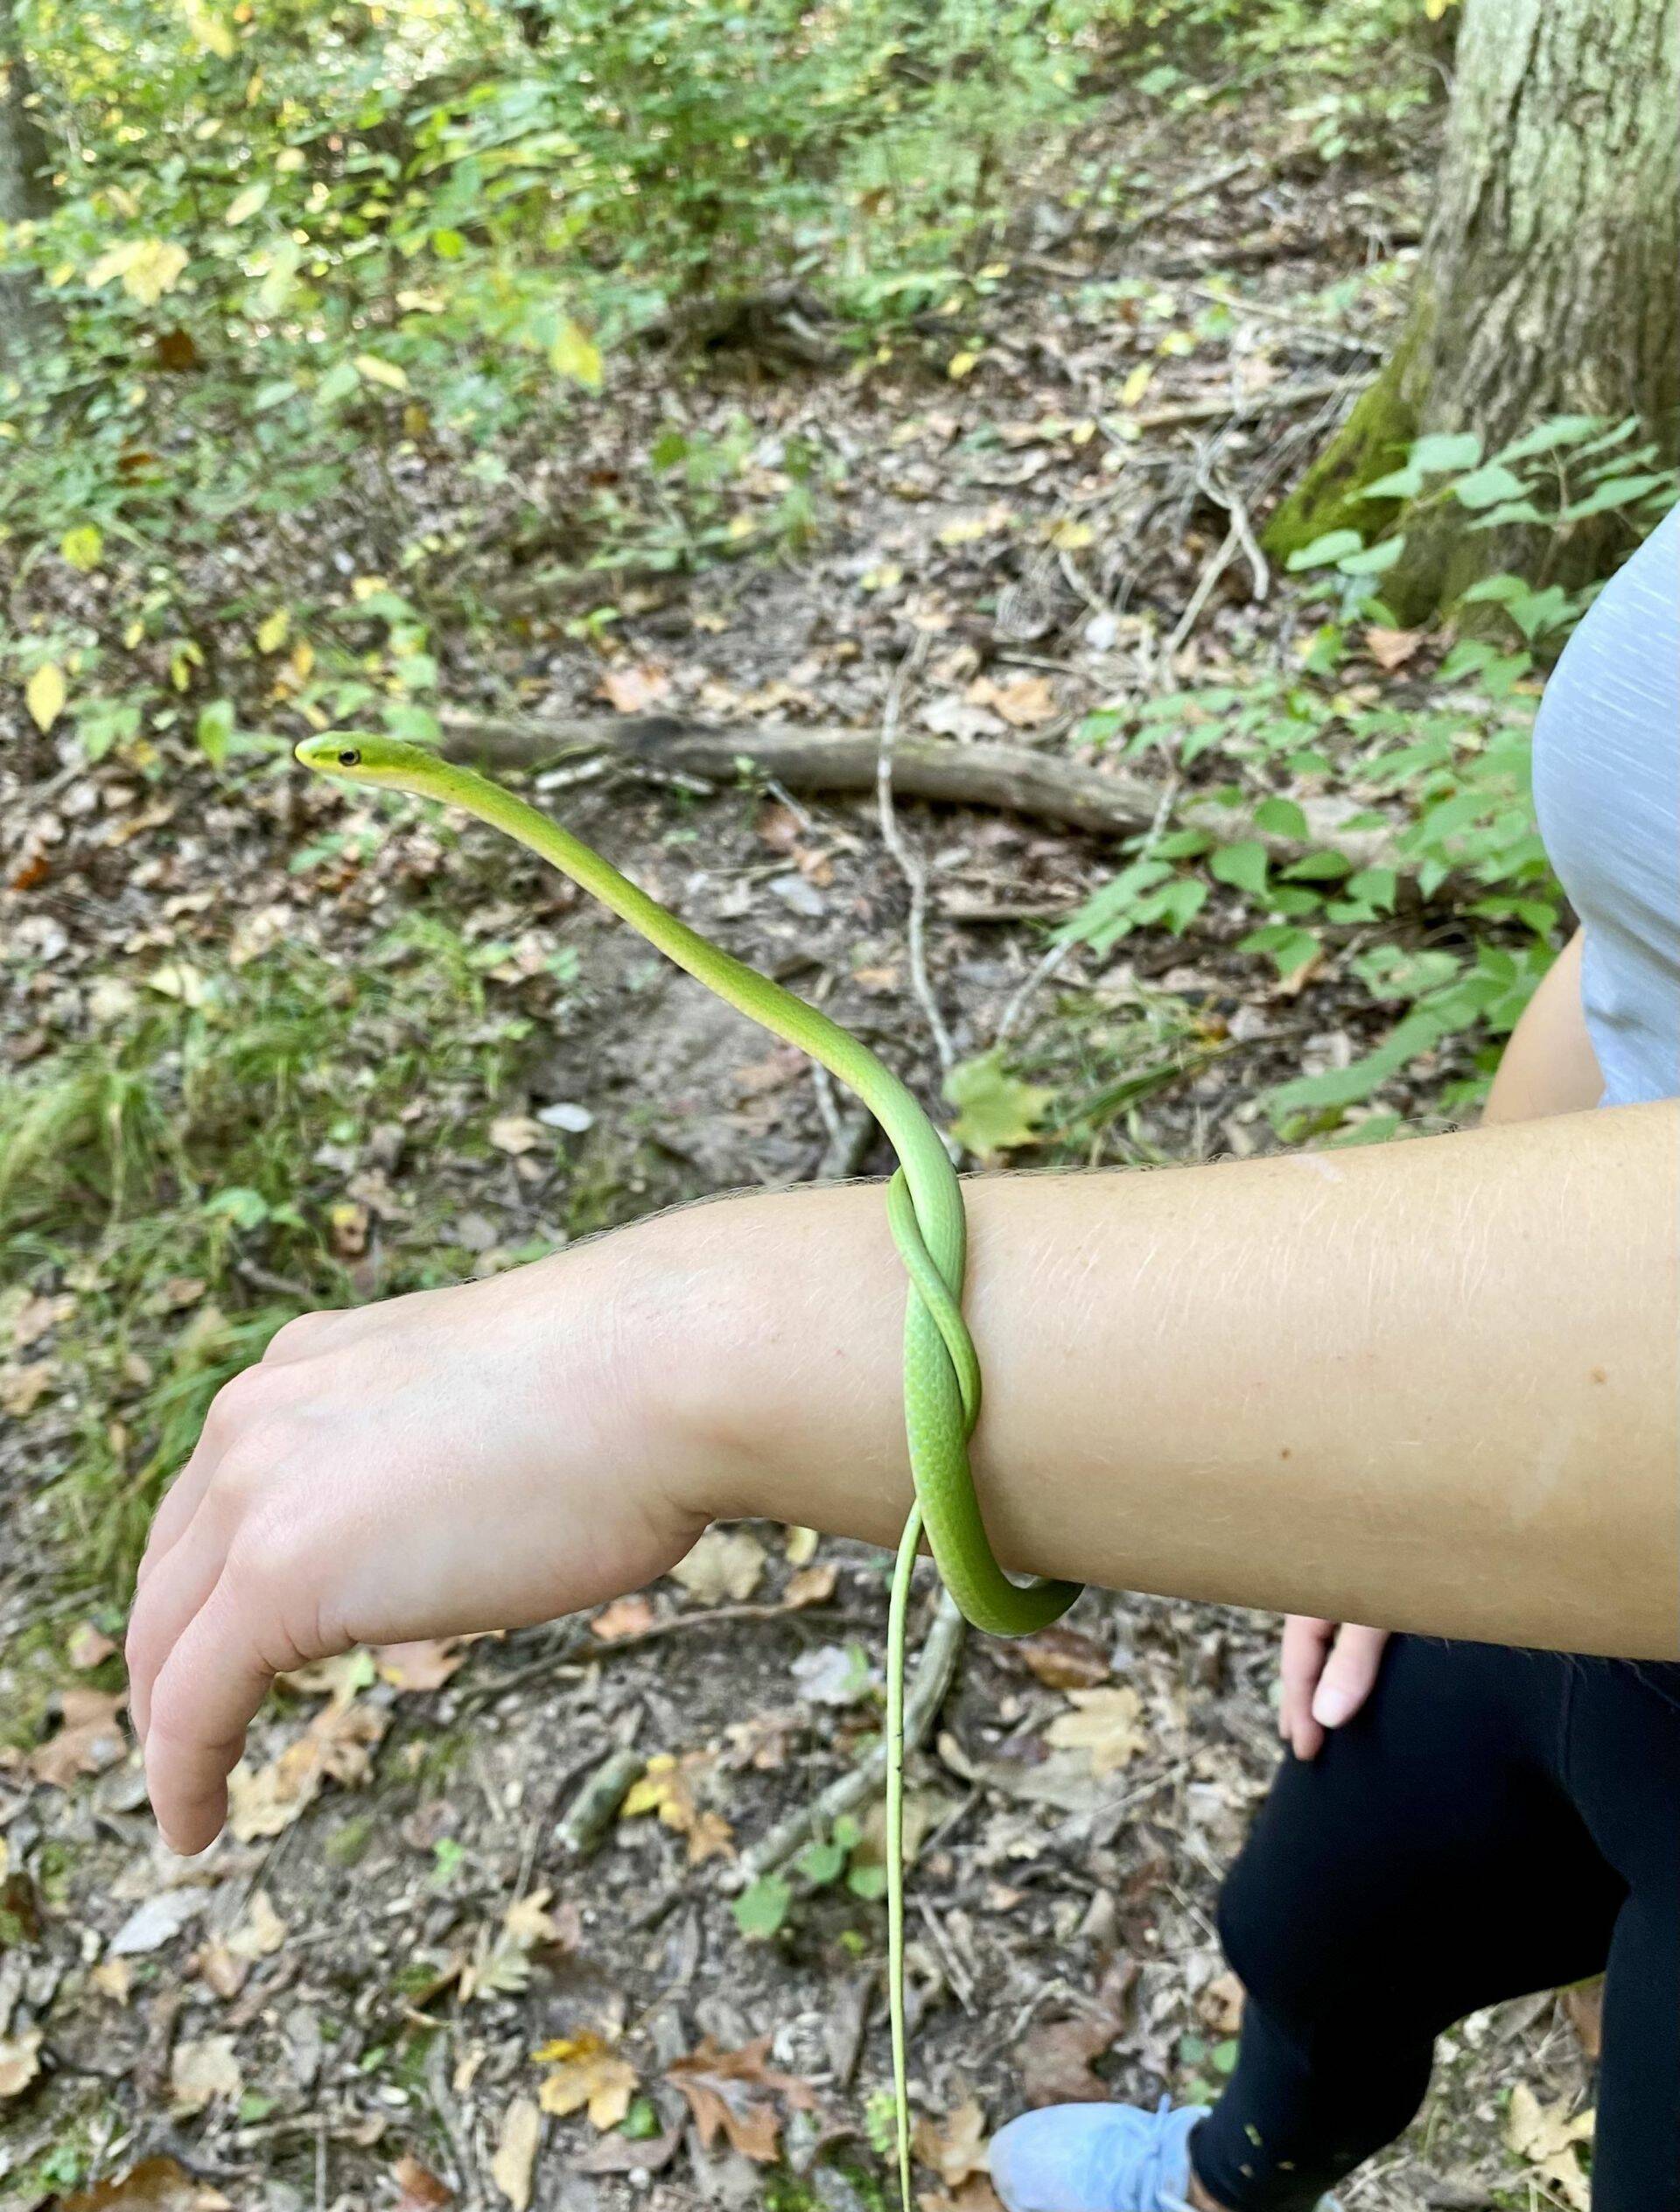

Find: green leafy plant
[1052,415,1677,1143]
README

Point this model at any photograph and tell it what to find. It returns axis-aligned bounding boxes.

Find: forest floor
[1,76,1598,2212]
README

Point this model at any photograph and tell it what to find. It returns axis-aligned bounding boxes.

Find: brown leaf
[666,2035,815,2163]
[1017,1627,1110,1690]
[491,2096,542,2209]
[574,2122,682,2174]
[11,1292,71,1349]
[329,1200,370,1256]
[599,664,671,714]
[393,2155,454,2210]
[226,1697,385,1841]
[968,673,1056,729]
[0,1362,54,1418]
[61,2159,233,2211]
[488,1114,546,1157]
[170,2034,242,2113]
[1363,625,1424,671]
[375,1638,470,1691]
[1044,1686,1148,1776]
[784,1563,838,1609]
[1015,1958,1137,2107]
[592,1593,657,1642]
[0,2029,42,2101]
[29,1687,126,1788]
[153,328,202,373]
[913,2098,989,2188]
[1562,1978,1604,2062]
[918,2182,1004,2212]
[669,1526,766,1604]
[1199,1969,1245,2037]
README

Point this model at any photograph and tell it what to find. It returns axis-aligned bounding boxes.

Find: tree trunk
[0,0,54,363]
[1265,0,1680,617]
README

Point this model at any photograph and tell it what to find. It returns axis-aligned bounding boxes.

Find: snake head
[294,732,435,786]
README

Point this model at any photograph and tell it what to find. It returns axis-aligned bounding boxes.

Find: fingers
[135,1447,218,1591]
[127,1511,237,1744]
[1311,1622,1390,1733]
[143,1564,300,1854]
[1278,1614,1334,1760]
[136,1314,348,1594]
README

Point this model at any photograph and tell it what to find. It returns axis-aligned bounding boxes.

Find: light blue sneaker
[988,2098,1341,2212]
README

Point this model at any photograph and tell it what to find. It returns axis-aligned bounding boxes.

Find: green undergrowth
[0,915,547,1589]
[1024,437,1675,1144]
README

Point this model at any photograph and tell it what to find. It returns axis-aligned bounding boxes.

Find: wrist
[611,1185,914,1547]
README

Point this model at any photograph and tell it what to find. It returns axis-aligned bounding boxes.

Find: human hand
[1278,1615,1390,1760]
[125,1229,711,1855]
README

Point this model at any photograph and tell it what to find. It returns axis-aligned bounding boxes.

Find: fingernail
[1312,1684,1354,1728]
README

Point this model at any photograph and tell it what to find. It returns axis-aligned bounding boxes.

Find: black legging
[1189,1637,1680,2212]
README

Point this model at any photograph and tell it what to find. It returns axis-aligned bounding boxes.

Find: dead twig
[1123,372,1372,434]
[733,1588,967,1885]
[873,635,955,1076]
[1189,281,1387,356]
[458,1600,863,1712]
[1106,153,1260,255]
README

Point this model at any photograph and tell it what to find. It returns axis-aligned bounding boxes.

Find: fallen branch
[441,709,1401,872]
[559,1746,647,1857]
[1128,373,1371,433]
[732,1588,967,1886]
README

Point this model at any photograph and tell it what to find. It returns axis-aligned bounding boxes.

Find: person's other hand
[1278,1615,1390,1760]
[125,1231,711,1857]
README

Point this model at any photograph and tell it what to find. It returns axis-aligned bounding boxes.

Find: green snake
[294,733,1081,2202]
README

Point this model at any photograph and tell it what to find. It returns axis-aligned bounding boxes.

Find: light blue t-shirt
[1531,506,1680,1107]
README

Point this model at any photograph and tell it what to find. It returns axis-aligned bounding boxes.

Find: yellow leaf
[550,317,603,389]
[354,353,409,391]
[947,350,980,381]
[225,181,270,226]
[276,147,305,172]
[60,524,102,571]
[1118,363,1153,408]
[88,238,189,306]
[185,3,236,58]
[533,2031,637,2130]
[1050,517,1095,551]
[256,607,290,654]
[26,663,66,732]
[1506,2084,1593,2211]
[620,1751,735,1864]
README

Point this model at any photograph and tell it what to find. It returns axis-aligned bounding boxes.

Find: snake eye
[337,747,361,767]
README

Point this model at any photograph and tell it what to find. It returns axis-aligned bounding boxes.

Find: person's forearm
[649,1102,1678,1657]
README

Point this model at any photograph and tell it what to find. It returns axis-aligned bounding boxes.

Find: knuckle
[201,1362,284,1446]
[263,1310,340,1363]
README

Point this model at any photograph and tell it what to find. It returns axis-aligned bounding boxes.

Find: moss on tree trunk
[1264,0,1680,621]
